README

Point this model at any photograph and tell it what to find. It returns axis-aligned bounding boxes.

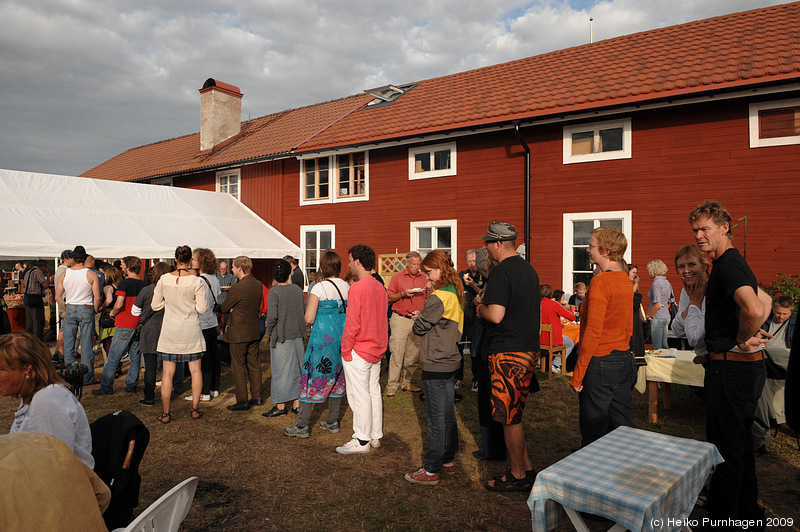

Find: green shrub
[763,273,800,312]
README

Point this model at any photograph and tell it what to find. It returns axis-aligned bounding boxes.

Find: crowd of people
[1,200,797,530]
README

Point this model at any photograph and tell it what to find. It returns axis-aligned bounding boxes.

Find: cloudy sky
[0,0,788,176]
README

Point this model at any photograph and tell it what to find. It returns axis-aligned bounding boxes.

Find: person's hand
[410,310,420,320]
[401,289,409,299]
[685,271,707,308]
[570,384,582,393]
[739,331,770,351]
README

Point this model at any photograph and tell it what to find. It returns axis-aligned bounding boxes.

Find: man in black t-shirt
[474,222,540,492]
[689,201,772,526]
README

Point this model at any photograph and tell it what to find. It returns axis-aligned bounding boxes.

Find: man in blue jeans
[93,256,147,395]
[55,245,102,385]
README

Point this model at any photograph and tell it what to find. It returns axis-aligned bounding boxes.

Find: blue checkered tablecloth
[527,426,722,531]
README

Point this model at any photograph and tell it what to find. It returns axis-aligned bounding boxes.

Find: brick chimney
[199,78,243,151]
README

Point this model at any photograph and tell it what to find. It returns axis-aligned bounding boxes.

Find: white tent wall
[0,169,300,260]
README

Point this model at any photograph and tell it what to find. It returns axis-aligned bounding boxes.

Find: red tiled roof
[298,1,800,152]
[81,94,371,181]
[83,2,800,181]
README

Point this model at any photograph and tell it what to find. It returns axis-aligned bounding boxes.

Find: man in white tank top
[56,245,102,385]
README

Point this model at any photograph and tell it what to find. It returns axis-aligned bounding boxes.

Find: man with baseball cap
[474,222,540,492]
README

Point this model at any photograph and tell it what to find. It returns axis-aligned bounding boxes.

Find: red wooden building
[83,2,800,294]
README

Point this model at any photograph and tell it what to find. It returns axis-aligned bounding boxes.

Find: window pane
[415,153,430,173]
[305,185,315,199]
[306,250,316,269]
[573,247,591,271]
[760,107,800,138]
[318,157,329,172]
[305,231,317,249]
[319,183,328,198]
[219,175,228,186]
[433,149,451,170]
[571,132,593,155]
[599,127,623,152]
[418,227,432,249]
[305,170,316,186]
[339,167,350,196]
[229,184,238,196]
[573,221,593,246]
[600,219,623,230]
[436,226,451,248]
[320,231,332,250]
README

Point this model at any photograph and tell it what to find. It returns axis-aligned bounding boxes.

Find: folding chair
[540,323,567,380]
[112,477,199,532]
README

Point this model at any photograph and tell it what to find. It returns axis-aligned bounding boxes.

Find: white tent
[0,169,299,259]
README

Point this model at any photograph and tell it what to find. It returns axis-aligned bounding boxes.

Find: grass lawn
[2,345,798,531]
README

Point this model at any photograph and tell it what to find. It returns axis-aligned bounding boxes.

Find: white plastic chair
[112,477,199,532]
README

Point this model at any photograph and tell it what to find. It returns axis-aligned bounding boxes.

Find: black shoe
[249,398,264,406]
[226,401,252,411]
[291,407,300,415]
[138,398,155,406]
[454,392,463,403]
[91,388,113,396]
[124,386,138,393]
[262,406,288,418]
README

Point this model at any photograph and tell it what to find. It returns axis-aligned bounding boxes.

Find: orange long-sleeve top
[569,270,634,388]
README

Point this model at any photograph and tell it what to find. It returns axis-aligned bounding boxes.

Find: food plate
[407,288,426,293]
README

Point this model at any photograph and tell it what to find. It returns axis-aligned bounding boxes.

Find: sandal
[485,468,535,492]
[158,412,171,424]
[190,407,203,420]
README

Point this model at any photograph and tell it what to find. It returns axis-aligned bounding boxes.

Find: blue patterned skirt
[299,300,346,402]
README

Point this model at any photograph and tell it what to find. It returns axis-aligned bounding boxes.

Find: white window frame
[562,210,632,291]
[150,176,173,186]
[410,219,457,260]
[300,225,336,290]
[299,152,370,206]
[408,141,457,180]
[749,98,800,148]
[563,118,632,164]
[216,169,240,200]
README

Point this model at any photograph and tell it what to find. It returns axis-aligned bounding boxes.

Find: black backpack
[90,410,150,530]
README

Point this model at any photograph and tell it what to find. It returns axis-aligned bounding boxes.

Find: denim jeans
[422,376,459,473]
[63,304,96,384]
[100,326,141,393]
[552,336,575,370]
[578,349,636,447]
[650,318,670,349]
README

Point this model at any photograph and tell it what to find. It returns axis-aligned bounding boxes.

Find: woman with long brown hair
[404,249,464,485]
[0,331,94,468]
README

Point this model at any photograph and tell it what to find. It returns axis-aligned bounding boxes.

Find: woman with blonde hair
[404,249,464,485]
[151,245,207,423]
[0,331,94,468]
[670,244,711,362]
[645,259,674,350]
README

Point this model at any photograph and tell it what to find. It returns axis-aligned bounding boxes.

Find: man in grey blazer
[222,256,264,411]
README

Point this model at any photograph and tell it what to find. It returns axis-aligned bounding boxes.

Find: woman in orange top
[569,227,635,447]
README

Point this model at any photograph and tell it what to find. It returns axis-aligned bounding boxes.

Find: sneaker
[138,398,155,407]
[155,380,162,387]
[370,439,381,448]
[401,383,422,393]
[210,390,220,398]
[319,421,340,433]
[184,394,211,402]
[471,381,479,393]
[336,438,370,455]
[454,379,463,389]
[120,353,130,363]
[386,388,397,397]
[284,424,310,439]
[404,467,439,485]
[441,462,456,475]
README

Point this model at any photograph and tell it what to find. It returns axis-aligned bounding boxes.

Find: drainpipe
[513,120,531,263]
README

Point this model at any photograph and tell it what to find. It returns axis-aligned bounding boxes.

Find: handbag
[99,311,116,329]
[201,276,223,313]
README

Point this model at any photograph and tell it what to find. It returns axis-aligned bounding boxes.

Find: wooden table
[635,350,705,423]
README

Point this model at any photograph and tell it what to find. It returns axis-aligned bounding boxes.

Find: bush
[763,273,800,312]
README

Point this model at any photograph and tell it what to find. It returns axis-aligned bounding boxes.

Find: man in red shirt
[337,244,389,454]
[386,251,428,396]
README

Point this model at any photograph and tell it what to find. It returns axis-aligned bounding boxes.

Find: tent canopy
[0,169,300,260]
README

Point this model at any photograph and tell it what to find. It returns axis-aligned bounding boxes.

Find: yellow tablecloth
[635,350,705,394]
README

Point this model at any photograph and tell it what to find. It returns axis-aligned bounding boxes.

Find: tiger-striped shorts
[488,351,539,424]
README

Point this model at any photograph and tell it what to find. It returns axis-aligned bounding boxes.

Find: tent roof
[0,169,299,260]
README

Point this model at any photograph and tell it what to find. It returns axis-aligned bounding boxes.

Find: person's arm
[734,285,769,350]
[412,295,443,336]
[110,292,125,317]
[194,278,208,314]
[555,304,576,322]
[570,281,611,391]
[221,283,239,314]
[340,286,361,359]
[151,279,165,311]
[39,270,49,290]
[88,270,101,313]
[55,273,66,312]
[265,289,279,334]
[646,302,662,319]
[683,301,706,350]
[305,293,319,325]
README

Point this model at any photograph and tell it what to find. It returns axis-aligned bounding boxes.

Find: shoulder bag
[201,276,223,313]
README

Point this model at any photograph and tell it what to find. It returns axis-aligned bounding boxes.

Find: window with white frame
[408,142,457,180]
[150,176,173,186]
[301,225,334,286]
[300,152,369,205]
[749,98,800,148]
[563,118,632,164]
[410,220,457,260]
[216,169,240,200]
[562,211,632,291]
